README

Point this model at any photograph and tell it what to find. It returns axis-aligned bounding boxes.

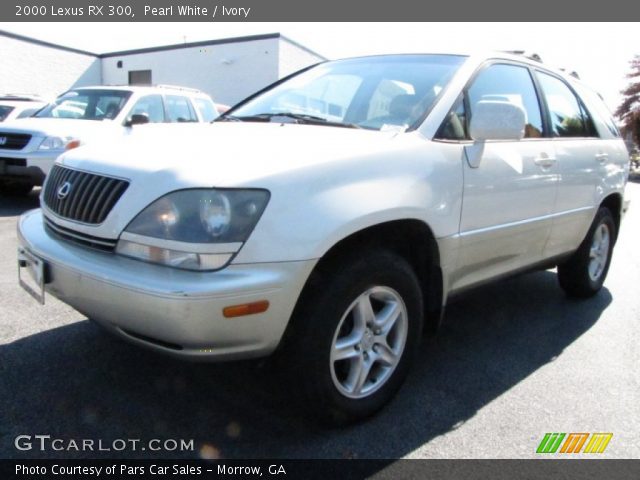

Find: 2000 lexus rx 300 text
[17,53,629,423]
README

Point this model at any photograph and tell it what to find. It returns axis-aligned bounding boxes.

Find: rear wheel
[557,207,616,298]
[285,250,423,424]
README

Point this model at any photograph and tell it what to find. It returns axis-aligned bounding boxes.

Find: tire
[0,181,33,196]
[283,250,424,424]
[557,207,616,298]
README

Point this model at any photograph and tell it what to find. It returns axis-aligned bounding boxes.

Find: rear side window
[574,85,620,138]
[193,97,219,122]
[468,64,544,138]
[536,72,597,138]
[165,95,198,123]
[128,95,165,123]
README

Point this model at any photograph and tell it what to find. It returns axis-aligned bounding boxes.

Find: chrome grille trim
[43,216,117,252]
[43,165,129,224]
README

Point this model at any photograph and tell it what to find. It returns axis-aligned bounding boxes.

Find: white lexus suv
[0,85,218,196]
[17,52,628,423]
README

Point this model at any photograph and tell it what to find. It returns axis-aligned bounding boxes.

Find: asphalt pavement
[1,180,638,460]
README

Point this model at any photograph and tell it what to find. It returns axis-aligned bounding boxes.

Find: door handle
[595,153,609,163]
[534,154,557,168]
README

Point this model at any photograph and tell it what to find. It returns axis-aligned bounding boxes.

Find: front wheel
[557,207,616,298]
[284,250,424,424]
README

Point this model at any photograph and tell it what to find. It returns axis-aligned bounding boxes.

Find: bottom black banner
[2,459,640,480]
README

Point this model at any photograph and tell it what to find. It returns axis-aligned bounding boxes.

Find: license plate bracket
[17,246,47,305]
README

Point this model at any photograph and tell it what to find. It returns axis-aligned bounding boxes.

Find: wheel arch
[600,193,623,242]
[279,219,444,351]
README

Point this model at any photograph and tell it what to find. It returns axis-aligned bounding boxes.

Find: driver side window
[436,64,545,141]
[468,64,543,138]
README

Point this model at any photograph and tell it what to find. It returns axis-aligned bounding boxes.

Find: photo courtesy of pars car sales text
[15,464,286,476]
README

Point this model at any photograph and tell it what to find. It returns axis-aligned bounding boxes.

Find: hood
[47,121,427,241]
[0,117,120,139]
[60,122,411,187]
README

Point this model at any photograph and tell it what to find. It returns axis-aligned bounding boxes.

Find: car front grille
[0,133,31,150]
[43,165,129,224]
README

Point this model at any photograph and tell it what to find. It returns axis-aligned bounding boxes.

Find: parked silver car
[0,85,218,196]
[0,94,47,123]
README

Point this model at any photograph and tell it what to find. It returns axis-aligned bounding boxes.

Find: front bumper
[18,210,315,361]
[0,150,58,185]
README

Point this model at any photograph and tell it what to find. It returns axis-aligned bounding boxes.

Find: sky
[0,22,637,112]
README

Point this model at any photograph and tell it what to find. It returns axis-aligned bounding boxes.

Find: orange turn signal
[65,140,81,150]
[223,300,269,318]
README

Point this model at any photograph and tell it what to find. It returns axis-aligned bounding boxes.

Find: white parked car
[17,53,628,423]
[0,85,218,196]
[0,94,47,123]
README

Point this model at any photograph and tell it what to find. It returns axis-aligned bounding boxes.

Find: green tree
[616,55,640,147]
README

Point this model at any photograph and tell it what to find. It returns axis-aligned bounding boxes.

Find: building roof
[0,29,97,57]
[0,29,326,61]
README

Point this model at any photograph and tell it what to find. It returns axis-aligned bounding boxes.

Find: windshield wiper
[214,114,243,123]
[216,112,361,129]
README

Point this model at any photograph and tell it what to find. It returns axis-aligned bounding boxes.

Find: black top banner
[2,0,639,21]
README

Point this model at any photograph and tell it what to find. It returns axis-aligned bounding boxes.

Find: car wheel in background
[557,207,616,298]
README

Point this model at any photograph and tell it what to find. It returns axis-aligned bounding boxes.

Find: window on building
[128,70,152,86]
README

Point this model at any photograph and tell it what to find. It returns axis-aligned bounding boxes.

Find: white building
[0,30,326,105]
[0,30,101,101]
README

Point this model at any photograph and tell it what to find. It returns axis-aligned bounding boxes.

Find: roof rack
[0,93,44,101]
[502,50,543,63]
[154,84,203,93]
[559,68,581,79]
[97,84,204,93]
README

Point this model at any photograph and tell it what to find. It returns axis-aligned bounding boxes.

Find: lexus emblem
[57,182,72,200]
[0,137,7,146]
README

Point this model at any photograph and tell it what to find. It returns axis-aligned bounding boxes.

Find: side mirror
[125,113,150,127]
[469,100,526,141]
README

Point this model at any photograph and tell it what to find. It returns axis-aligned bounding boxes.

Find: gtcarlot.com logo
[14,435,195,452]
[536,432,613,454]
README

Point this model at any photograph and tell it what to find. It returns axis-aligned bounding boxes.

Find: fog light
[65,139,81,150]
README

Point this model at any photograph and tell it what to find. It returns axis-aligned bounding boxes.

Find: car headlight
[38,136,80,151]
[116,188,270,271]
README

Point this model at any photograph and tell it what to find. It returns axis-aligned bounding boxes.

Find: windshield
[225,55,466,131]
[36,89,132,121]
